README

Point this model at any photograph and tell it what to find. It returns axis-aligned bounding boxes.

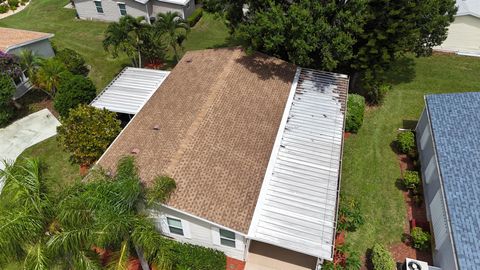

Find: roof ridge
[163,49,242,176]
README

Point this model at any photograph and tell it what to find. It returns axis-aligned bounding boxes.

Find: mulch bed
[226,256,245,270]
[392,153,433,265]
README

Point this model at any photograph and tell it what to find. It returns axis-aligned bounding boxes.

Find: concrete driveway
[0,108,60,174]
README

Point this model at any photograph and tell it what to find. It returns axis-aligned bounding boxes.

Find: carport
[91,67,170,115]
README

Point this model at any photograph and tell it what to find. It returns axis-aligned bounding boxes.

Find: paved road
[0,109,60,191]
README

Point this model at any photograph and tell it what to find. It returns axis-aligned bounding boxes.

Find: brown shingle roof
[98,48,297,233]
[0,27,53,52]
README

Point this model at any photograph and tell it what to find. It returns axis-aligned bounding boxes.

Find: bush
[345,94,365,133]
[411,227,431,250]
[371,243,396,270]
[0,75,15,127]
[397,131,415,154]
[338,195,365,232]
[403,170,420,191]
[7,0,18,8]
[54,75,96,117]
[187,8,203,27]
[0,4,9,13]
[57,105,121,166]
[172,242,226,270]
[55,48,89,76]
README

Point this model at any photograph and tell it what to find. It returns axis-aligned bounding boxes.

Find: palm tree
[154,12,189,62]
[35,58,69,97]
[18,49,42,83]
[52,156,177,270]
[104,16,148,67]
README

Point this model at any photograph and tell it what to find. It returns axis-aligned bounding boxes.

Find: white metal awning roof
[91,67,170,115]
[248,68,348,260]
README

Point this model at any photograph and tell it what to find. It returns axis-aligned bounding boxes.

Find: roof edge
[5,33,54,53]
[423,97,461,270]
[247,67,302,238]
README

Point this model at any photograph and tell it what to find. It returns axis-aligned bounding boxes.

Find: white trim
[5,34,55,53]
[158,0,190,6]
[160,204,248,237]
[247,67,302,237]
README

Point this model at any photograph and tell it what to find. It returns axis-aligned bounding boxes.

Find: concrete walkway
[0,109,60,190]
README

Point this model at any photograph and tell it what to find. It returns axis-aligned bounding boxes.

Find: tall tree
[350,0,456,99]
[35,58,69,97]
[234,0,368,70]
[154,12,189,62]
[103,15,153,67]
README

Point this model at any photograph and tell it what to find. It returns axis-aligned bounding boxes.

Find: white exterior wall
[150,1,185,18]
[7,39,55,58]
[436,15,480,54]
[150,205,247,260]
[416,109,458,270]
[74,0,149,22]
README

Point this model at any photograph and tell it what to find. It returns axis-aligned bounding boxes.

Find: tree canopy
[57,105,121,166]
[215,0,456,102]
[54,74,97,117]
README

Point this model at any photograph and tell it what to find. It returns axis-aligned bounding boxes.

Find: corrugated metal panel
[248,68,348,260]
[91,67,170,115]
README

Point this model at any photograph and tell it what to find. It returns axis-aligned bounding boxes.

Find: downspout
[145,0,151,24]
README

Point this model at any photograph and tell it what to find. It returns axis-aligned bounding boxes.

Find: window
[118,3,127,16]
[219,229,235,248]
[167,217,184,236]
[94,1,103,13]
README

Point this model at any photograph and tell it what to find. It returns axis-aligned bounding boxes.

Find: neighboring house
[435,0,480,56]
[0,27,55,99]
[73,0,195,22]
[416,92,480,270]
[97,48,348,269]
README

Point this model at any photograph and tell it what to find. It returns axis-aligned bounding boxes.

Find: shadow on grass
[365,248,374,270]
[385,56,416,85]
[402,120,418,130]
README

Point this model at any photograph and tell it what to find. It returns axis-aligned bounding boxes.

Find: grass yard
[17,136,81,193]
[341,53,480,257]
[0,0,234,89]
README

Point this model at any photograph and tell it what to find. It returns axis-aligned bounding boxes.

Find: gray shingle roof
[426,92,480,270]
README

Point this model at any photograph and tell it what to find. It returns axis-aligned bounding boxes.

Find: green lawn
[0,0,234,89]
[342,53,480,256]
[17,136,81,193]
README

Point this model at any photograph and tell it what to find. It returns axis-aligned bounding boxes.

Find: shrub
[0,4,9,13]
[397,131,415,154]
[338,195,365,232]
[345,94,365,133]
[187,8,203,27]
[54,75,96,117]
[57,105,121,166]
[0,75,15,127]
[403,170,420,191]
[371,243,396,270]
[411,227,431,250]
[147,176,176,204]
[367,82,390,105]
[7,0,18,8]
[172,242,226,270]
[55,48,89,76]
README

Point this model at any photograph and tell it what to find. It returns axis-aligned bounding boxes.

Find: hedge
[371,243,396,270]
[345,94,365,133]
[172,242,226,270]
[0,75,15,127]
[403,170,420,191]
[187,8,203,27]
